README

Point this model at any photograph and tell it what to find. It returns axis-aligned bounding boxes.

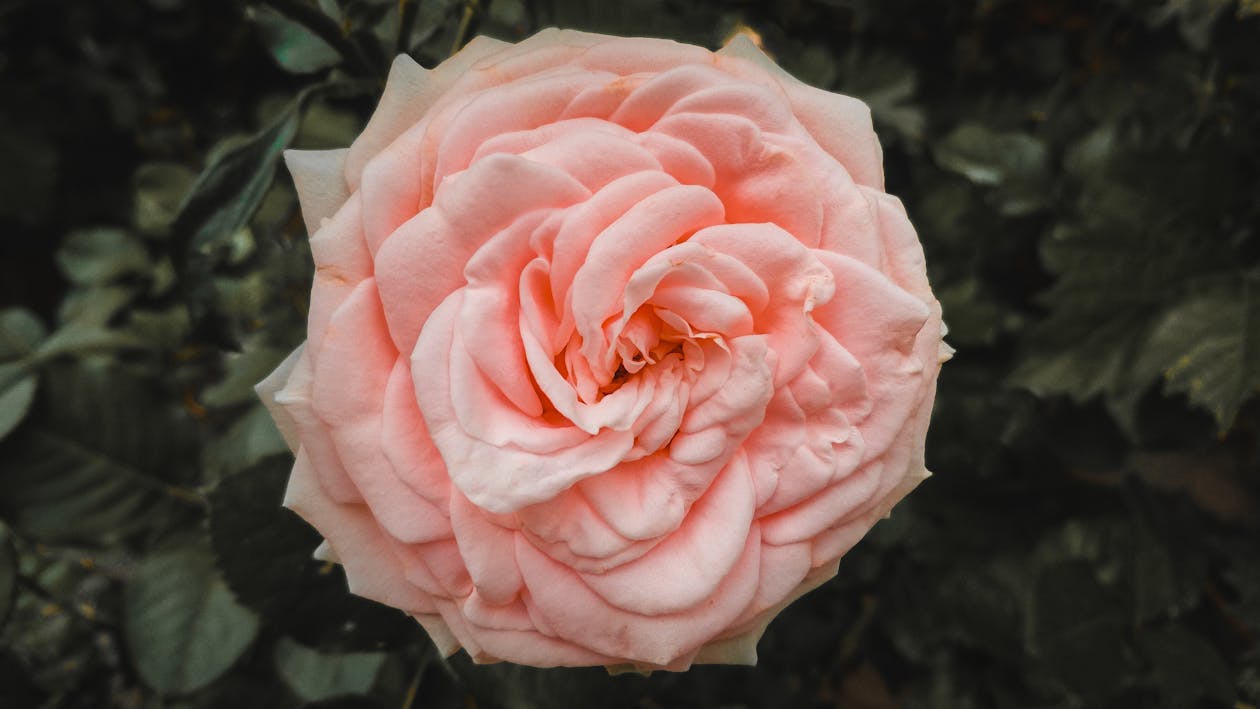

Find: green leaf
[55,228,152,286]
[1137,625,1235,706]
[0,370,36,442]
[933,124,1051,216]
[1032,561,1132,699]
[124,537,260,694]
[208,456,417,651]
[36,285,147,361]
[1010,219,1231,433]
[0,363,196,545]
[274,636,386,701]
[0,308,46,359]
[133,162,197,237]
[0,528,15,628]
[249,4,342,74]
[203,342,292,409]
[201,404,290,482]
[176,95,305,261]
[1141,277,1260,429]
[174,80,369,345]
[0,308,46,441]
[839,50,924,143]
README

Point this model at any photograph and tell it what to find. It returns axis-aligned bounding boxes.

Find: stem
[399,660,424,709]
[450,0,482,58]
[395,0,419,56]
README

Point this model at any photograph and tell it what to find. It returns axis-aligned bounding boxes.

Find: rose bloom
[258,28,949,672]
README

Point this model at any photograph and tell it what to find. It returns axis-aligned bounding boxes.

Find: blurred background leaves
[0,0,1258,707]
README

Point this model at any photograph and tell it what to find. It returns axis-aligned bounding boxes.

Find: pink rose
[258,28,948,671]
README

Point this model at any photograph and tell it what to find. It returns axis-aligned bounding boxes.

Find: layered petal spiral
[259,29,948,671]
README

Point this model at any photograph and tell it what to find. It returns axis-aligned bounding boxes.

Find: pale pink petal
[515,522,762,666]
[812,251,931,458]
[256,343,305,452]
[449,491,523,605]
[284,149,349,235]
[413,613,462,656]
[380,357,452,508]
[283,448,433,612]
[306,193,370,362]
[579,455,756,615]
[344,38,511,187]
[717,34,884,189]
[274,348,361,504]
[374,153,589,352]
[571,184,726,372]
[416,292,634,513]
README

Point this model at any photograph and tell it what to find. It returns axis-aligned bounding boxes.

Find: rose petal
[283,448,433,613]
[344,38,511,187]
[284,149,350,235]
[717,34,883,189]
[579,454,756,615]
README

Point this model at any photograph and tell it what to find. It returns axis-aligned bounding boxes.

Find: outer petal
[283,448,433,613]
[344,38,512,187]
[256,343,305,452]
[717,34,884,189]
[284,149,350,235]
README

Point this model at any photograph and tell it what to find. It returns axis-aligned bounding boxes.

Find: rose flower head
[258,29,950,672]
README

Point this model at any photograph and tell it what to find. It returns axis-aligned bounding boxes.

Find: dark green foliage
[208,457,422,651]
[0,0,1257,708]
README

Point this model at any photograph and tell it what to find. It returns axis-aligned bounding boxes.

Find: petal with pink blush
[610,65,729,131]
[871,190,933,302]
[311,279,394,424]
[690,224,833,387]
[571,184,726,369]
[759,460,884,546]
[357,128,424,256]
[580,455,756,615]
[720,135,825,246]
[306,193,371,362]
[274,349,361,504]
[380,357,451,508]
[460,595,621,667]
[667,82,795,135]
[574,36,713,75]
[811,251,930,458]
[574,453,695,542]
[516,521,762,666]
[517,486,651,568]
[374,153,589,352]
[679,336,774,439]
[460,211,548,417]
[310,282,451,543]
[808,175,883,272]
[519,130,661,192]
[344,38,511,188]
[417,293,634,513]
[635,131,716,188]
[652,112,762,181]
[450,491,522,605]
[430,70,613,185]
[547,170,679,311]
[716,34,884,189]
